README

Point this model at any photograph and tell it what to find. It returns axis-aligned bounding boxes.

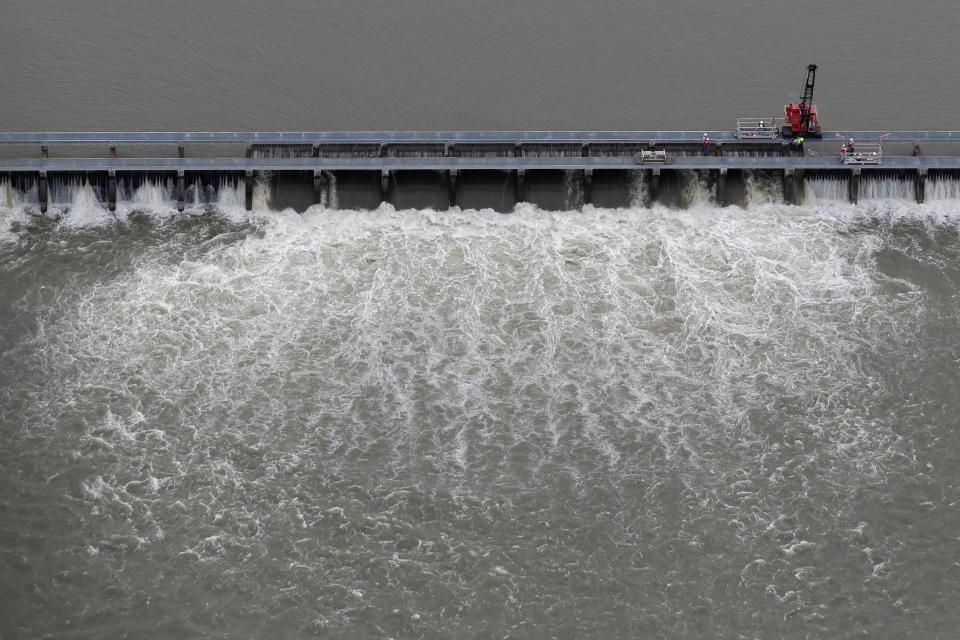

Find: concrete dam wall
[3,132,960,213]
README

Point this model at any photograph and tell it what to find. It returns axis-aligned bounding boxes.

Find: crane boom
[799,64,818,132]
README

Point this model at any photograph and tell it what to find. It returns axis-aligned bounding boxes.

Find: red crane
[783,64,822,138]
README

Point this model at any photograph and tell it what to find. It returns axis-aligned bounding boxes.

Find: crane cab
[783,102,821,137]
[782,64,822,138]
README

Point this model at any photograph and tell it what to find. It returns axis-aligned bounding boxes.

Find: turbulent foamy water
[2,201,960,638]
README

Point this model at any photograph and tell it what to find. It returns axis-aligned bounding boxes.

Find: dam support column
[176,170,185,212]
[39,145,49,213]
[107,170,117,212]
[849,168,860,204]
[716,168,727,206]
[107,145,118,212]
[245,171,254,210]
[650,169,660,205]
[38,171,48,214]
[515,169,525,204]
[447,169,458,209]
[580,144,591,208]
[916,168,927,204]
[783,169,804,205]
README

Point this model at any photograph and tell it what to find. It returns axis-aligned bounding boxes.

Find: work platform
[3,131,960,212]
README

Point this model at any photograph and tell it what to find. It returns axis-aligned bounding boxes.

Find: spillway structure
[3,131,960,213]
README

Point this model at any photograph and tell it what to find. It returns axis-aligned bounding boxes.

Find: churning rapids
[2,193,960,639]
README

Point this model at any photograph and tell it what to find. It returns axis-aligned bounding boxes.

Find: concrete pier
[107,170,117,212]
[849,169,861,204]
[38,171,48,213]
[447,170,457,208]
[783,169,804,205]
[176,169,185,212]
[716,168,728,206]
[916,168,927,204]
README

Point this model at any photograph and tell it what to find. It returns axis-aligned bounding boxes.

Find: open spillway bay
[2,203,960,638]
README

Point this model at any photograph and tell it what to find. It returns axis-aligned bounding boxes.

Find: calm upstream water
[0,0,958,132]
[3,1,960,639]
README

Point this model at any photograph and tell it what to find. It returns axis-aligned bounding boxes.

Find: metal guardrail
[0,131,746,144]
[3,131,960,144]
[735,118,779,139]
[841,142,882,165]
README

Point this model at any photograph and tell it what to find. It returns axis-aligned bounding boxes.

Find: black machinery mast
[799,64,817,132]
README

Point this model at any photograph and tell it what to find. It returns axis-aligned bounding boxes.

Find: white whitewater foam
[325,172,338,210]
[1,178,35,209]
[628,170,648,207]
[215,177,249,223]
[30,203,932,483]
[59,181,114,228]
[561,170,584,210]
[0,179,36,240]
[252,171,272,211]
[117,179,176,218]
[10,201,959,635]
[744,171,784,206]
[859,175,913,201]
[804,176,848,203]
[927,176,960,201]
[681,170,714,207]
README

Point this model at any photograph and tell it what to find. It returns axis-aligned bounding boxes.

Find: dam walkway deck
[1,155,959,172]
[3,130,960,144]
